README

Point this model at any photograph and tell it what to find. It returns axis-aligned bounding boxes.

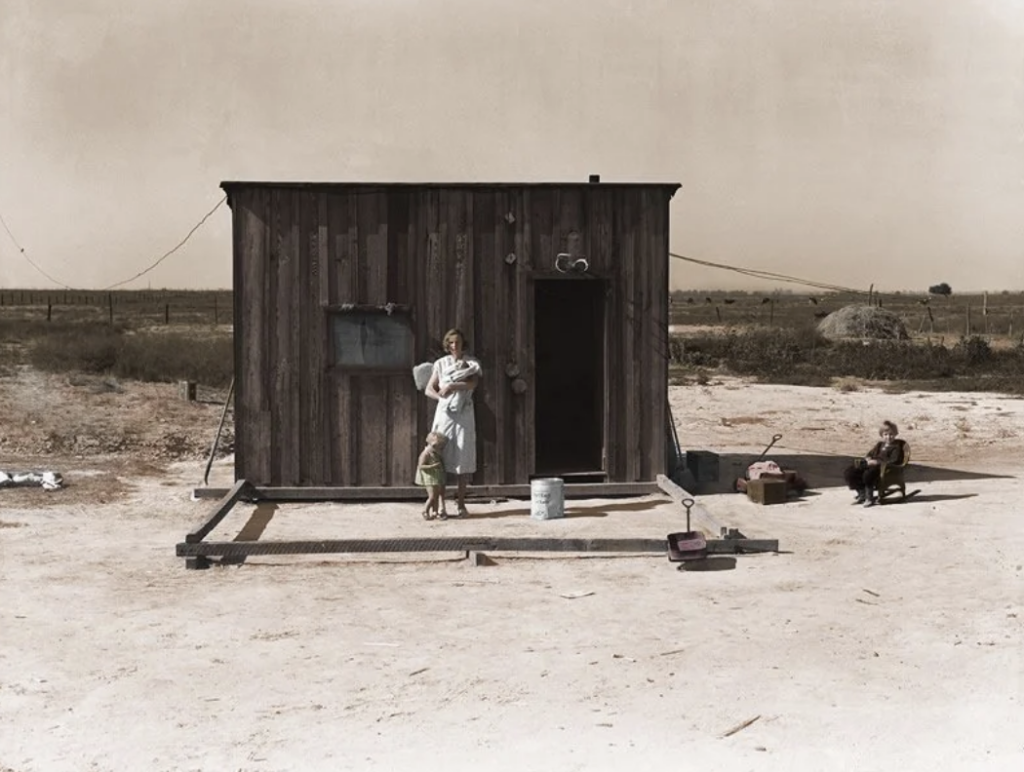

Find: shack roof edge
[220,180,681,195]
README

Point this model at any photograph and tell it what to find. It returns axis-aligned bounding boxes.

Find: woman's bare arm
[425,370,441,401]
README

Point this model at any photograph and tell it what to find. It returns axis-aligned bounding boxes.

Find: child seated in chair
[843,420,907,507]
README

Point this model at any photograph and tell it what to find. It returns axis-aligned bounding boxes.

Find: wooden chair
[877,443,910,502]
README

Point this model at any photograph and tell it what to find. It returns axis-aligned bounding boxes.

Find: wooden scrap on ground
[721,715,762,738]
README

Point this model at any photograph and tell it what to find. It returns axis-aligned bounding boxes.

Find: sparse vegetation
[670,328,1024,394]
[670,289,1022,337]
[24,326,233,387]
[668,289,1024,394]
[2,288,1022,396]
[0,292,233,387]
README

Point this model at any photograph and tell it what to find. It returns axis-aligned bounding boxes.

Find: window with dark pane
[330,311,413,369]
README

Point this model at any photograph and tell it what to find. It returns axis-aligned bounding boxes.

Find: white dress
[431,355,481,476]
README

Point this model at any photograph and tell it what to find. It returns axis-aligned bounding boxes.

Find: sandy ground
[1,372,1023,771]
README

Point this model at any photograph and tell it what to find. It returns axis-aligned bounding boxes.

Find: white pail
[530,478,565,520]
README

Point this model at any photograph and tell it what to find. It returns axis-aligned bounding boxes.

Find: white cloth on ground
[0,470,63,491]
[431,355,481,475]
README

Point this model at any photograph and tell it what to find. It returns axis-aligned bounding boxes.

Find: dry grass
[670,328,1024,395]
[24,326,233,387]
[0,291,233,387]
[671,289,1024,342]
[3,288,1022,395]
[669,290,1024,394]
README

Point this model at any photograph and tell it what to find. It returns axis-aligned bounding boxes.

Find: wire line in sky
[670,252,868,295]
[103,196,228,290]
[0,210,75,289]
[0,196,228,291]
[0,210,26,253]
[5,195,867,295]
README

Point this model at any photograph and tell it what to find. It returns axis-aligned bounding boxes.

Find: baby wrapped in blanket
[438,356,482,413]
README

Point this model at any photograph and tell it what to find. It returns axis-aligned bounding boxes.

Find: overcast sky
[1,0,1022,293]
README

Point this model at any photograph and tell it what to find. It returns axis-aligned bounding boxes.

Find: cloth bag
[412,361,434,391]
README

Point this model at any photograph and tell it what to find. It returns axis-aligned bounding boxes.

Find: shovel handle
[758,434,783,461]
[681,497,694,531]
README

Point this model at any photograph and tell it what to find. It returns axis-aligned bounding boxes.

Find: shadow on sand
[691,452,1016,495]
[464,499,664,520]
[219,502,278,566]
[677,556,737,572]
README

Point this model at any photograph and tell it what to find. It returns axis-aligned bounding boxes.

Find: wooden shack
[222,179,680,495]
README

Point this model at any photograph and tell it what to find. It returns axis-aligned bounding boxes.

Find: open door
[534,278,605,478]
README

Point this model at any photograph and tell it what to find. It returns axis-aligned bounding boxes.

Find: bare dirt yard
[1,367,1022,772]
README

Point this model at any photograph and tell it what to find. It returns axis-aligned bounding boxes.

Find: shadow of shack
[222,178,681,496]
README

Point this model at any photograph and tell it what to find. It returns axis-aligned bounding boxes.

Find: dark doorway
[534,279,605,476]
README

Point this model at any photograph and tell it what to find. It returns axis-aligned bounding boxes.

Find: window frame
[325,304,414,375]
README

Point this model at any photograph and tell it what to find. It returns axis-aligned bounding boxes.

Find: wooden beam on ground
[655,474,727,534]
[176,536,670,558]
[190,482,661,502]
[185,479,253,544]
[175,536,779,560]
[705,539,779,554]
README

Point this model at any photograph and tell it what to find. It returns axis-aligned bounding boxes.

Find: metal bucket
[530,478,565,520]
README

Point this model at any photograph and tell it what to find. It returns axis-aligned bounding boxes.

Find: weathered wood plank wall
[229,184,675,487]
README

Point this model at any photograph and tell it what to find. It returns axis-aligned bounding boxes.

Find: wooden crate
[746,478,788,505]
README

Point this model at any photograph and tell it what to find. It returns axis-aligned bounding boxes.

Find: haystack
[816,305,909,341]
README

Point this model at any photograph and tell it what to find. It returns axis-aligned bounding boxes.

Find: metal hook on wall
[555,253,589,274]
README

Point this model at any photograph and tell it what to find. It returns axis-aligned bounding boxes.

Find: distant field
[667,290,1024,395]
[0,289,233,328]
[2,287,1019,339]
[0,289,234,386]
[1,288,1021,394]
[670,290,1024,340]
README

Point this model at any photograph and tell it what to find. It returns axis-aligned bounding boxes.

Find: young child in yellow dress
[415,432,448,520]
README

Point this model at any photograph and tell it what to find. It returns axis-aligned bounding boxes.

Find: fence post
[965,305,971,336]
[165,303,170,324]
[213,296,218,325]
[108,293,114,325]
[47,302,52,322]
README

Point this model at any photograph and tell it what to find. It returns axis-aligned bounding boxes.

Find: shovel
[667,498,708,562]
[757,434,783,461]
[733,433,784,494]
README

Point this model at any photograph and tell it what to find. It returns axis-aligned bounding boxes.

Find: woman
[425,328,481,517]
[843,420,907,507]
